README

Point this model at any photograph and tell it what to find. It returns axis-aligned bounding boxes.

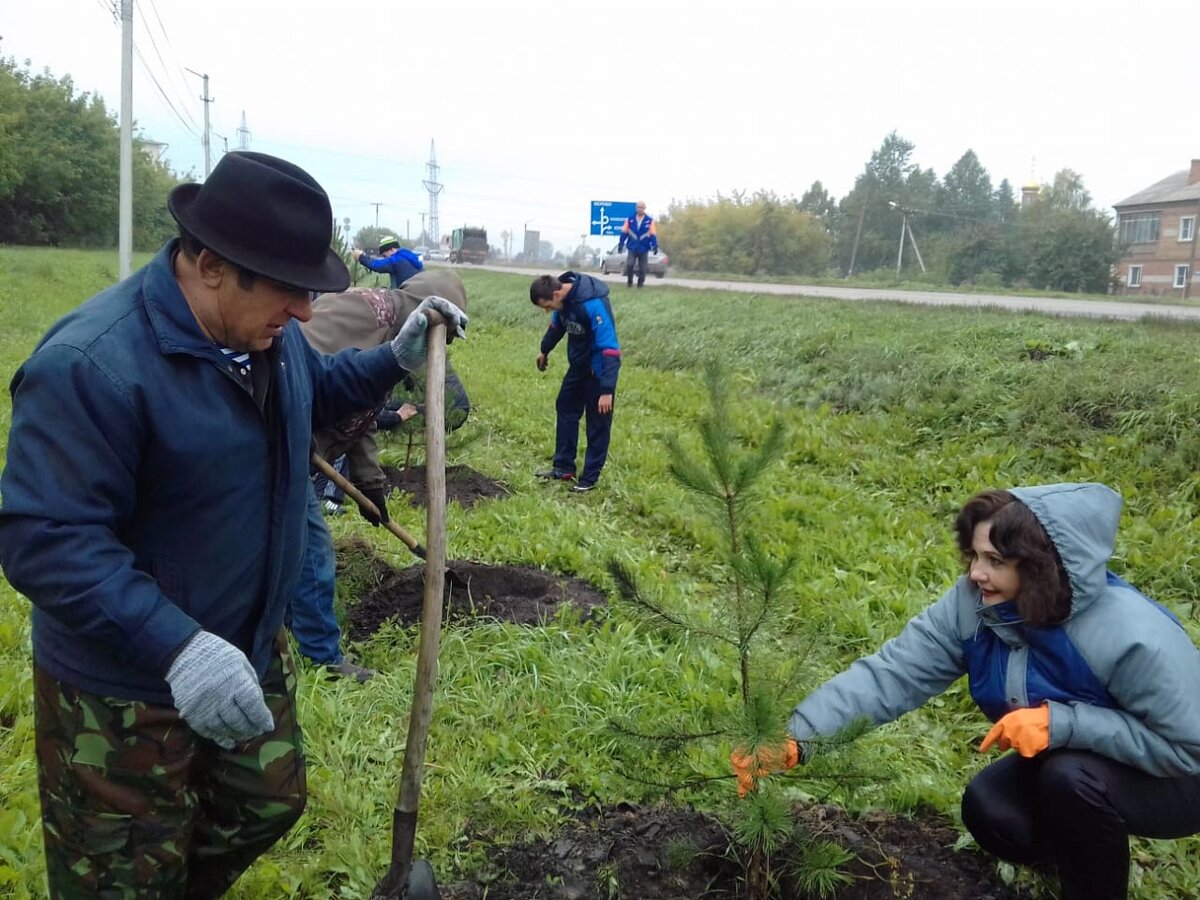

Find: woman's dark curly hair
[954,490,1073,627]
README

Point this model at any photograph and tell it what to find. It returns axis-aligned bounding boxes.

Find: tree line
[0,55,184,250]
[659,132,1119,293]
[0,53,1118,292]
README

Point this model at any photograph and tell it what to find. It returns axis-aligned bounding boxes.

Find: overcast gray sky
[5,0,1198,255]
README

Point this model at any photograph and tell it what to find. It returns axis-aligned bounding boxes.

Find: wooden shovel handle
[309,451,426,559]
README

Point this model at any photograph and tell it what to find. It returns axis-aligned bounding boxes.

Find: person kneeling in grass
[733,483,1200,900]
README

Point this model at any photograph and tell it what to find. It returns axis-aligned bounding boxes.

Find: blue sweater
[0,242,405,704]
[539,272,621,393]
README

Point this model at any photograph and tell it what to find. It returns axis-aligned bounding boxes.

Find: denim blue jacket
[0,241,404,704]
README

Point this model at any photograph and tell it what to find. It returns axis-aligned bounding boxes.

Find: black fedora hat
[168,151,349,293]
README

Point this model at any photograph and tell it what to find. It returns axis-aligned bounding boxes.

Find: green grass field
[1,246,1199,897]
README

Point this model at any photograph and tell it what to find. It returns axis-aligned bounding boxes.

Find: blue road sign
[590,201,637,236]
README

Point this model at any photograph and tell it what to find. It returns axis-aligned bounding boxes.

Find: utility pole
[371,202,383,229]
[895,209,907,277]
[847,175,871,278]
[420,212,427,243]
[905,218,926,273]
[185,68,213,178]
[118,0,134,279]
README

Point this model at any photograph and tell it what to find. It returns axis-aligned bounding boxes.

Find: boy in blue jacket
[529,272,621,492]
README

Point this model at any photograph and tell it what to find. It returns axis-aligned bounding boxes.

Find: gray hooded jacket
[788,483,1200,777]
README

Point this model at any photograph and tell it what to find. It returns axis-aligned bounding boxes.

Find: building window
[1175,264,1190,289]
[1180,216,1196,243]
[1118,212,1161,245]
[1128,265,1142,287]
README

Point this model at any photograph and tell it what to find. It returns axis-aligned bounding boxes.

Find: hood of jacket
[561,271,610,305]
[1009,482,1122,617]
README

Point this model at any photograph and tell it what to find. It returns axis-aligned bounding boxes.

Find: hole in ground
[382,464,510,509]
[339,539,606,641]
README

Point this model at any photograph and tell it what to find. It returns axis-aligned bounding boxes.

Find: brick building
[1113,160,1200,296]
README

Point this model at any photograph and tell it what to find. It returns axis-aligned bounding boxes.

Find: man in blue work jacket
[0,151,466,897]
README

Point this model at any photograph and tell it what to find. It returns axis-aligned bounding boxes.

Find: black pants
[961,750,1200,900]
[625,250,648,286]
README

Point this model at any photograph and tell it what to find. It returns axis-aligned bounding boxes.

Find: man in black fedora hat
[0,150,467,898]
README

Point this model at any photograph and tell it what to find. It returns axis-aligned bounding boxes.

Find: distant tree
[661,190,831,276]
[940,150,995,224]
[994,179,1018,227]
[354,226,414,252]
[0,55,183,248]
[132,140,188,250]
[798,180,837,231]
[1006,169,1117,293]
[835,132,920,274]
[1042,168,1093,213]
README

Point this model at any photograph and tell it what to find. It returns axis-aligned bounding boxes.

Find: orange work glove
[979,705,1050,758]
[730,738,801,797]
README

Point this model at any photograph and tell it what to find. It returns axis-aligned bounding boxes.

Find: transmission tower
[423,139,444,246]
[236,111,251,150]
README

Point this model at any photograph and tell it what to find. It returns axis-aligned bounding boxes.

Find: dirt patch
[440,802,1020,900]
[381,464,509,509]
[791,803,1021,899]
[345,554,607,641]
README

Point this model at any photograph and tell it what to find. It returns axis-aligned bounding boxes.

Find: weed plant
[0,249,1198,897]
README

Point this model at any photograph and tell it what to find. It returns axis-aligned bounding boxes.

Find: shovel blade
[406,859,440,900]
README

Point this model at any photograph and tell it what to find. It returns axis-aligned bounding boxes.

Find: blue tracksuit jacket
[539,272,621,392]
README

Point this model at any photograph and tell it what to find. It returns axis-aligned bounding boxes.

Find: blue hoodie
[789,483,1200,777]
[539,272,621,393]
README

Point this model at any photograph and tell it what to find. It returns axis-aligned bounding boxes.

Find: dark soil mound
[791,803,1019,899]
[346,558,607,641]
[441,802,1019,900]
[381,464,509,508]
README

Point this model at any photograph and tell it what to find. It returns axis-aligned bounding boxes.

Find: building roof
[1114,169,1200,208]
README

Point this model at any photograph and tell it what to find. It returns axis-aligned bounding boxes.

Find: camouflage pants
[33,633,307,899]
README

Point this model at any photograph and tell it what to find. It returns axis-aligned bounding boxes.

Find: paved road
[460,263,1200,323]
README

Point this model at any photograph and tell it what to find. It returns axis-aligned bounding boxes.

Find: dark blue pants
[625,250,648,286]
[552,367,614,487]
[961,750,1200,900]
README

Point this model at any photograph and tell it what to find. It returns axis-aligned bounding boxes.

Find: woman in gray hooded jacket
[733,483,1200,900]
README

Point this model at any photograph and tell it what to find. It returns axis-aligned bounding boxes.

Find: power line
[90,0,200,140]
[133,2,201,133]
[133,44,200,139]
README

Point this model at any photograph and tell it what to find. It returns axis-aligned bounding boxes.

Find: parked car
[425,248,450,262]
[600,244,668,278]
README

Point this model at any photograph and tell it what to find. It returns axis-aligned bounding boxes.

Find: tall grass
[1,249,1198,897]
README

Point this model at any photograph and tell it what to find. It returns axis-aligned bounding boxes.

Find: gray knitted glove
[390,295,469,371]
[165,631,274,749]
